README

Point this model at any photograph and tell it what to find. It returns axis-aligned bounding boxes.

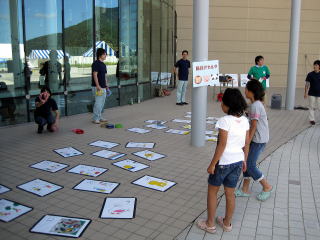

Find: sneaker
[182,102,189,105]
[37,125,43,134]
[310,121,315,125]
[176,103,183,106]
[216,216,232,232]
[92,120,100,124]
[100,118,108,122]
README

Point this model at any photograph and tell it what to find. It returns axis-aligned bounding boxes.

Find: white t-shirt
[215,115,249,165]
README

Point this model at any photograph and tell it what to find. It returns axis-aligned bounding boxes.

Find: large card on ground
[30,160,68,173]
[125,142,155,149]
[0,199,32,222]
[172,119,191,123]
[127,128,151,134]
[92,150,126,160]
[132,175,176,192]
[0,184,11,194]
[165,129,190,135]
[89,140,119,149]
[53,147,83,158]
[132,150,166,161]
[67,165,108,177]
[100,197,136,219]
[30,215,91,238]
[112,159,149,172]
[17,179,62,197]
[145,124,167,130]
[73,179,119,194]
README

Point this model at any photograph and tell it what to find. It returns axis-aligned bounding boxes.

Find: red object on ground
[217,93,223,102]
[72,129,84,134]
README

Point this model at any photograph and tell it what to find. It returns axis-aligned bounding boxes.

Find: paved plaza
[0,87,318,240]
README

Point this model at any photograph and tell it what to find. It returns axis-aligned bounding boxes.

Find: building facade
[0,0,176,126]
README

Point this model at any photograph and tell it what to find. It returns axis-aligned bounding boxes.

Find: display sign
[192,60,219,87]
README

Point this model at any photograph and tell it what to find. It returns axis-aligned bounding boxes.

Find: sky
[0,0,118,43]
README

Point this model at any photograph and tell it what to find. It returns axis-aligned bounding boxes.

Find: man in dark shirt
[174,50,191,105]
[34,87,60,133]
[91,48,109,124]
[304,60,320,125]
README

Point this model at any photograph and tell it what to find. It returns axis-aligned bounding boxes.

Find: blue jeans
[176,80,188,103]
[243,142,266,181]
[35,114,55,127]
[208,161,243,188]
[92,87,106,121]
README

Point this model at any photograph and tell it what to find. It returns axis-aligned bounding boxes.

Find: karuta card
[127,128,151,134]
[112,159,149,172]
[132,150,166,161]
[30,160,68,173]
[92,150,126,160]
[132,175,176,192]
[206,136,218,142]
[73,179,119,194]
[100,197,136,219]
[53,147,83,158]
[145,124,167,130]
[165,129,190,135]
[0,199,32,222]
[125,142,155,149]
[89,140,119,149]
[17,179,62,197]
[0,185,11,194]
[30,215,91,238]
[67,165,107,177]
[172,119,191,124]
[145,120,167,124]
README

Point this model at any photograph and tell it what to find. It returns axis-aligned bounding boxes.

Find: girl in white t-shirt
[197,88,250,234]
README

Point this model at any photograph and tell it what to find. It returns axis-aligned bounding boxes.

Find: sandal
[257,186,274,201]
[235,189,251,197]
[196,219,217,234]
[216,216,232,232]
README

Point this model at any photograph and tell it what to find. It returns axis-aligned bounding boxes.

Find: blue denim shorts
[208,161,243,188]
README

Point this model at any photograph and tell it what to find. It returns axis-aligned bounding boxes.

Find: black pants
[35,114,55,128]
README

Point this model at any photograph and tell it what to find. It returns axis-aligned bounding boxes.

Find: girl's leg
[242,178,251,194]
[207,184,220,227]
[224,186,236,226]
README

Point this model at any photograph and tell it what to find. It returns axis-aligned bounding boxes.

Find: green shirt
[248,65,270,89]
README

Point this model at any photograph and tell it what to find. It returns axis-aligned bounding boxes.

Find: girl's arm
[242,130,250,172]
[207,129,228,174]
[249,119,258,142]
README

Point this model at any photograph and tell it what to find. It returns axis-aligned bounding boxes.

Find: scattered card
[0,185,11,194]
[112,159,149,172]
[206,120,216,125]
[67,165,108,177]
[145,124,167,130]
[165,129,190,135]
[127,128,151,134]
[100,197,136,219]
[30,160,68,173]
[132,175,176,192]
[0,199,32,222]
[125,142,155,149]
[73,179,119,194]
[89,140,119,149]
[132,150,166,161]
[172,119,191,124]
[182,125,191,129]
[206,136,218,142]
[92,150,126,160]
[30,215,91,238]
[184,115,191,118]
[145,120,167,124]
[54,147,83,158]
[17,179,62,197]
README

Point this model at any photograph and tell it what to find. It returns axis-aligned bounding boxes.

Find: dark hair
[246,79,265,101]
[96,48,106,59]
[314,60,320,66]
[222,88,247,117]
[40,86,52,95]
[182,50,188,55]
[255,55,264,65]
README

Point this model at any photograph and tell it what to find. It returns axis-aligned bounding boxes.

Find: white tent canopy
[83,41,116,57]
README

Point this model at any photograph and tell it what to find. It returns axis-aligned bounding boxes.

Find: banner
[192,60,219,87]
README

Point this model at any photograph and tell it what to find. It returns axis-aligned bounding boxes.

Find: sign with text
[192,60,219,87]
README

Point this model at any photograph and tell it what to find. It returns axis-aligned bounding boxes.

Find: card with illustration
[112,159,149,172]
[17,179,62,197]
[53,147,83,158]
[165,129,190,135]
[145,124,167,130]
[132,175,176,192]
[0,199,33,222]
[30,215,91,238]
[206,136,218,142]
[206,120,216,125]
[132,150,166,161]
[127,128,151,134]
[30,160,69,173]
[100,197,136,219]
[184,115,191,118]
[182,124,191,129]
[92,150,126,160]
[186,112,192,115]
[172,119,191,124]
[89,140,119,149]
[0,185,11,194]
[145,120,167,124]
[67,165,108,177]
[73,179,119,194]
[207,117,219,121]
[125,142,155,149]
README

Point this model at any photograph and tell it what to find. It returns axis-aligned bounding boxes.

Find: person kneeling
[34,87,59,134]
